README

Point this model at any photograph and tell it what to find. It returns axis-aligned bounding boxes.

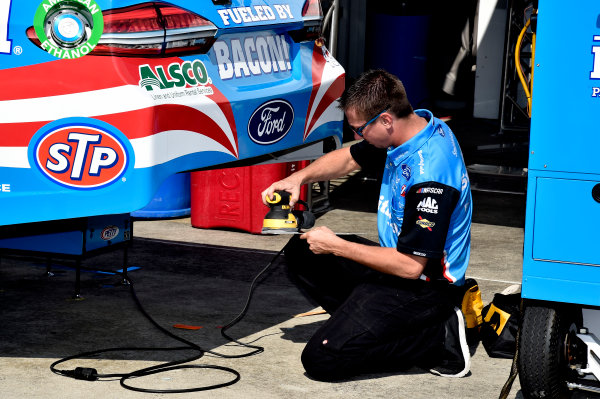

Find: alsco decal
[139,60,213,94]
[213,34,291,80]
[248,99,294,145]
[32,119,128,189]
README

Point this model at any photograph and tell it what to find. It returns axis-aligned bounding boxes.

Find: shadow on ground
[0,238,315,362]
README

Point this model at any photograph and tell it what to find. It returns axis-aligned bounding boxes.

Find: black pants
[284,235,455,381]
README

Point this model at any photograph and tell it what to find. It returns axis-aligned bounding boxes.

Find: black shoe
[430,307,471,378]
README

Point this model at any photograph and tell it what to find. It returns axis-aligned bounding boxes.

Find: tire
[518,303,575,399]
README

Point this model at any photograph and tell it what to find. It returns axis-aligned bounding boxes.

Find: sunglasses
[350,105,390,137]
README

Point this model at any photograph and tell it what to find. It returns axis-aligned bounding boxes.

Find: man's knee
[301,341,347,382]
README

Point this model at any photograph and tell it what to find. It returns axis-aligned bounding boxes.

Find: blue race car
[0,0,345,227]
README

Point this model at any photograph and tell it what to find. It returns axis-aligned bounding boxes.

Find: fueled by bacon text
[213,34,291,80]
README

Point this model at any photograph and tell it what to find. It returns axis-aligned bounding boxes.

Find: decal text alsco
[139,59,213,92]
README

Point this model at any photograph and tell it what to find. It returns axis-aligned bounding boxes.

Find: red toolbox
[191,161,309,234]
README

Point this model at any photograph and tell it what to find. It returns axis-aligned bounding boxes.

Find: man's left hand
[300,226,342,255]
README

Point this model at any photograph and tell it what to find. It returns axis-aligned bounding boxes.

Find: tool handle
[265,190,291,205]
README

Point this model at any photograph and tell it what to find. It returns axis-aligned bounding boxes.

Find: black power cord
[50,246,285,393]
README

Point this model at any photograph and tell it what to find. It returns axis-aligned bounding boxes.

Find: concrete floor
[0,175,587,398]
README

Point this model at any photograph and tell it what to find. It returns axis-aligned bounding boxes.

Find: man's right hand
[261,147,359,207]
[261,177,302,207]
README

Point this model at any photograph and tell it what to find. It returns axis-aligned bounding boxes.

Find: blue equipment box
[522,0,600,306]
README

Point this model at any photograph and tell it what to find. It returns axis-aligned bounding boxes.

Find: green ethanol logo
[34,0,103,59]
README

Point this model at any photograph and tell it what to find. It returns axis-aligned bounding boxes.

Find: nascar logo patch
[32,119,129,189]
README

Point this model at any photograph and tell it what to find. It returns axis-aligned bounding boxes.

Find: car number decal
[0,0,11,54]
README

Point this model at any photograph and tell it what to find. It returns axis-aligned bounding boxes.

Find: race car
[0,0,345,227]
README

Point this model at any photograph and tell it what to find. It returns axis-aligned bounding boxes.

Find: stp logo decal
[31,119,129,189]
[100,225,120,241]
[248,99,294,145]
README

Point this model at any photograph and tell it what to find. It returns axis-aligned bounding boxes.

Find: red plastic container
[191,161,309,234]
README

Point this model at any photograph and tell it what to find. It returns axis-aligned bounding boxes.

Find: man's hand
[300,226,343,255]
[261,176,302,207]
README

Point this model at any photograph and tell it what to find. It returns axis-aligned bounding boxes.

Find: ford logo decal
[248,99,294,145]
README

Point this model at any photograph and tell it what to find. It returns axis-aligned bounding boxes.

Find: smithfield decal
[32,119,129,189]
[100,225,119,241]
[33,0,104,60]
[139,60,214,99]
[213,34,291,80]
[248,99,294,145]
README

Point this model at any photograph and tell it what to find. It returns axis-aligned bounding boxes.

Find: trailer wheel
[518,303,574,399]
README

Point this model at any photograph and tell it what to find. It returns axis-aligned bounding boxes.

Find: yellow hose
[530,29,536,110]
[515,19,532,117]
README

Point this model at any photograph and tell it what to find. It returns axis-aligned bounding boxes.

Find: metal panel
[529,0,600,175]
[522,0,600,306]
[473,0,508,119]
[532,177,600,266]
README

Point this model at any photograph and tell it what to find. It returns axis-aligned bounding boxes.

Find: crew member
[262,69,472,381]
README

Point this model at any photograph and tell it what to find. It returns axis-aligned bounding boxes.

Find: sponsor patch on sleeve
[396,181,460,258]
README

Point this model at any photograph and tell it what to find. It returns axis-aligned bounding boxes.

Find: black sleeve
[396,181,460,258]
[349,140,387,174]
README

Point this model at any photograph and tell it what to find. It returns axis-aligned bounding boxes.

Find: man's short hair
[339,69,413,120]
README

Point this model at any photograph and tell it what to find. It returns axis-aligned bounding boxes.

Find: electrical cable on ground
[498,299,523,399]
[50,246,286,393]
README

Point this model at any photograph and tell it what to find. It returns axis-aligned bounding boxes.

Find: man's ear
[380,112,393,128]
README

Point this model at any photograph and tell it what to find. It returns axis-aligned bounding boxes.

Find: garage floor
[0,173,582,398]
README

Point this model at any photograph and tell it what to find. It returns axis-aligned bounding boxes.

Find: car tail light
[302,0,323,23]
[159,5,217,55]
[289,0,323,43]
[94,3,217,57]
[26,2,217,57]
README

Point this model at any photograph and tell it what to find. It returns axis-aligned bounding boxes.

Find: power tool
[262,190,315,234]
